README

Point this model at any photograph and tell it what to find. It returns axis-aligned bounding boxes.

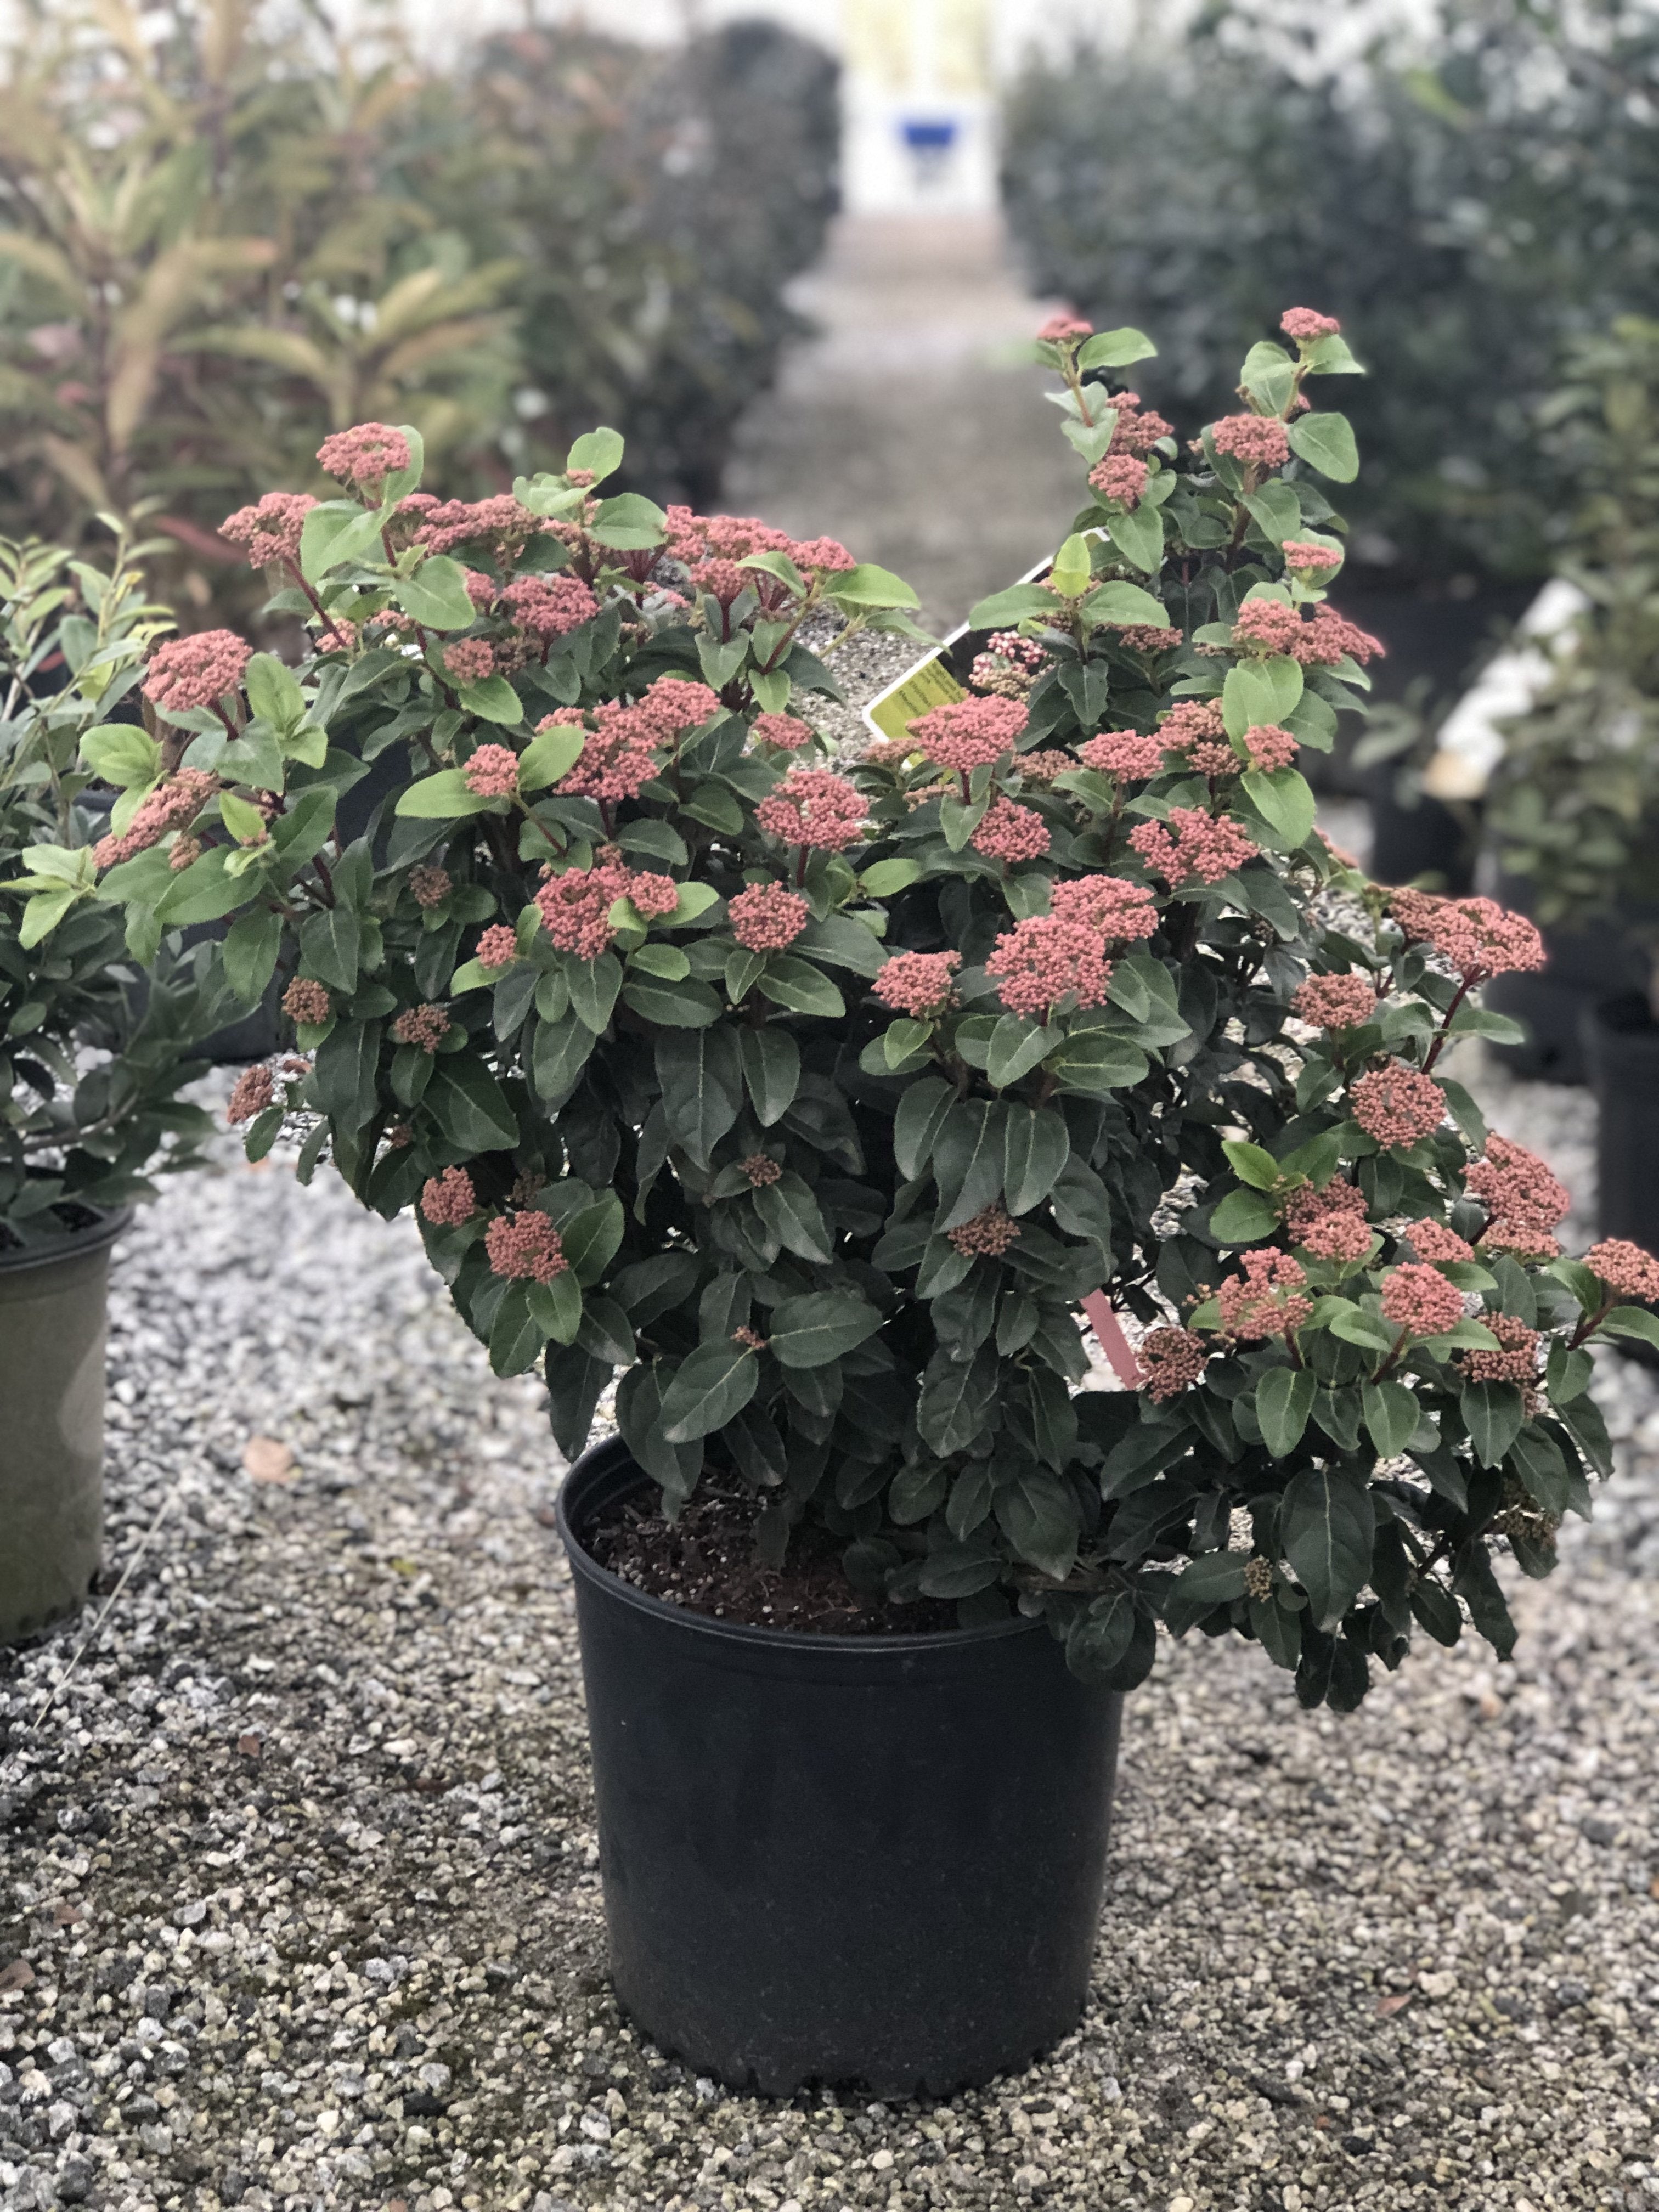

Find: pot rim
[556,1434,1041,1660]
[0,1203,134,1279]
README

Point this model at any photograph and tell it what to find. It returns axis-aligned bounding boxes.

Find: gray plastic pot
[0,1207,129,1643]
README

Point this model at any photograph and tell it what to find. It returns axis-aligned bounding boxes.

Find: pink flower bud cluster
[1350,1063,1445,1149]
[752,713,814,751]
[1048,874,1158,941]
[392,1005,452,1053]
[1216,1250,1311,1340]
[1137,1326,1208,1401]
[1079,729,1166,780]
[420,1167,478,1227]
[1012,749,1077,786]
[143,630,251,713]
[410,864,452,910]
[1402,1218,1474,1265]
[985,916,1113,1020]
[1037,314,1092,343]
[947,1202,1022,1258]
[1104,393,1173,455]
[1282,307,1341,341]
[907,695,1027,776]
[1380,1262,1465,1339]
[502,573,599,639]
[1292,973,1375,1029]
[93,766,219,869]
[226,1064,274,1125]
[534,861,676,960]
[693,557,748,605]
[729,881,810,951]
[972,795,1050,865]
[1282,1178,1367,1242]
[220,492,317,569]
[1388,890,1545,980]
[282,978,331,1025]
[1156,698,1237,777]
[408,494,534,560]
[463,743,520,798]
[1210,415,1291,468]
[485,1211,568,1284]
[1240,723,1299,772]
[1466,1135,1570,1257]
[1088,454,1148,509]
[1230,600,1384,666]
[475,924,519,971]
[317,422,410,488]
[1283,540,1342,573]
[1300,1209,1372,1262]
[792,537,856,572]
[872,949,961,1018]
[1461,1310,1541,1385]
[742,1153,782,1187]
[1113,623,1184,653]
[443,639,496,685]
[969,632,1047,701]
[755,769,868,851]
[1128,808,1259,887]
[1584,1238,1659,1304]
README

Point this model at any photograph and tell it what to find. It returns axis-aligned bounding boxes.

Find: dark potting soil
[583,1481,960,1635]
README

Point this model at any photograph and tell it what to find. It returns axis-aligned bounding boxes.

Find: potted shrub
[76,356,1652,2094]
[0,534,226,1641]
[1487,320,1659,1222]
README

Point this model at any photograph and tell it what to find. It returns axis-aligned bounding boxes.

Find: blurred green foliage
[1001,0,1659,584]
[0,0,836,628]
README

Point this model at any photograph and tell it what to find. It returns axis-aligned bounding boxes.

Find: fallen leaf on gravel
[50,1901,84,1926]
[236,1734,261,1757]
[243,1437,296,1483]
[0,1959,36,1992]
[1376,1993,1412,2016]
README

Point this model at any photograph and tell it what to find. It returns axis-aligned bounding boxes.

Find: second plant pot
[557,1435,1124,2097]
[1583,995,1659,1250]
[0,1207,129,1643]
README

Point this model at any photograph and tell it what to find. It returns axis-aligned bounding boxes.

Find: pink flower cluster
[1292,972,1375,1029]
[534,860,677,960]
[485,1211,568,1284]
[1217,1250,1311,1340]
[1283,540,1342,573]
[1283,1178,1367,1242]
[1462,1311,1540,1385]
[1013,749,1077,786]
[1079,729,1166,780]
[1388,890,1545,980]
[1049,873,1158,940]
[220,492,317,569]
[969,631,1048,699]
[1157,699,1237,777]
[420,1167,478,1227]
[93,766,219,869]
[1301,1210,1372,1262]
[792,536,855,572]
[1466,1135,1570,1257]
[1088,454,1147,509]
[972,795,1050,865]
[947,1203,1022,1259]
[752,713,813,752]
[628,676,721,744]
[475,924,520,971]
[742,1153,782,1187]
[1210,415,1291,469]
[1104,393,1173,455]
[1037,314,1092,343]
[1403,1217,1474,1265]
[410,864,451,910]
[1114,623,1184,653]
[1129,808,1259,887]
[226,1065,274,1126]
[1584,1238,1659,1304]
[1138,1326,1208,1401]
[729,881,809,951]
[1230,600,1385,666]
[755,768,867,851]
[443,639,496,685]
[907,695,1026,776]
[692,557,747,605]
[985,916,1112,1019]
[143,630,251,713]
[502,573,599,639]
[1350,1064,1444,1149]
[873,949,961,1017]
[317,422,410,488]
[1240,723,1299,772]
[282,978,331,1026]
[392,1005,452,1053]
[1282,308,1341,341]
[407,494,534,559]
[1380,1262,1465,1339]
[464,743,520,798]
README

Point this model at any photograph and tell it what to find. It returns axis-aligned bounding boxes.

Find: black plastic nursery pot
[0,1207,129,1643]
[557,1436,1125,2098]
[1483,876,1648,1086]
[1583,995,1659,1254]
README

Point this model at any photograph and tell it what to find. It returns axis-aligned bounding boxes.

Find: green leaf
[620,976,721,1026]
[518,724,584,792]
[659,1338,760,1443]
[986,1014,1050,1090]
[917,1536,1004,1600]
[1280,1465,1376,1628]
[1084,580,1171,629]
[566,427,624,483]
[80,723,161,789]
[223,909,281,1006]
[1362,1379,1419,1460]
[395,769,497,819]
[1221,1139,1282,1191]
[1286,412,1359,483]
[590,493,668,549]
[1242,766,1317,850]
[1164,1550,1249,1636]
[738,1026,799,1126]
[1002,1105,1070,1216]
[154,848,250,926]
[424,1054,518,1152]
[967,583,1058,630]
[298,902,360,994]
[657,1026,743,1167]
[767,1291,884,1369]
[1047,1033,1149,1093]
[1105,505,1164,574]
[242,652,306,731]
[488,1282,545,1376]
[532,1014,595,1104]
[561,1193,625,1286]
[755,956,844,1018]
[917,1345,998,1456]
[893,1076,953,1182]
[299,500,386,583]
[1224,653,1303,735]
[529,1269,584,1347]
[397,556,476,631]
[754,1171,834,1262]
[1211,1186,1279,1243]
[1462,1381,1526,1469]
[995,1464,1080,1581]
[826,562,919,610]
[858,858,922,897]
[1598,1304,1659,1351]
[1256,1366,1316,1456]
[1409,1577,1463,1646]
[1324,1302,1398,1352]
[940,793,988,851]
[313,1017,381,1135]
[1242,478,1302,546]
[1076,326,1157,371]
[458,676,523,726]
[568,950,623,1034]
